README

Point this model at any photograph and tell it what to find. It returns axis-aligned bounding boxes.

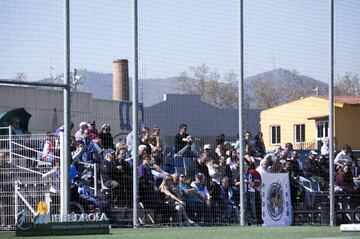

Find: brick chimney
[112,59,129,101]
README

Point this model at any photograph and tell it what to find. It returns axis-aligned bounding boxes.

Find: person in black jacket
[99,124,114,149]
[116,146,132,206]
[100,149,123,205]
[174,123,198,157]
[188,153,210,181]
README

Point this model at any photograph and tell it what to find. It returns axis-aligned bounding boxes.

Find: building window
[294,124,305,143]
[270,125,281,144]
[317,121,328,138]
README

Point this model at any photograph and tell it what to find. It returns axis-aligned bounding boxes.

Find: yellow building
[260,96,360,151]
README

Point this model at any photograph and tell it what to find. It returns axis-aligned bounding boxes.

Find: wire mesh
[0,0,360,231]
[333,0,360,225]
[137,0,241,226]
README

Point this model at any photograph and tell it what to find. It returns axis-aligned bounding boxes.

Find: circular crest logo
[266,182,284,221]
[16,210,33,231]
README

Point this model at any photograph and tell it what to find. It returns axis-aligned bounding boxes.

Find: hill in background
[39,68,328,108]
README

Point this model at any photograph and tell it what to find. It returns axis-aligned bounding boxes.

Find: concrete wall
[0,85,127,141]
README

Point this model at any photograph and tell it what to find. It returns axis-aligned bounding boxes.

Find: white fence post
[94,163,98,197]
[14,180,19,226]
[8,126,12,164]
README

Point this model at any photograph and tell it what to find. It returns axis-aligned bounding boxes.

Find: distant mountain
[246,68,327,94]
[245,68,328,108]
[38,68,328,108]
[78,70,182,107]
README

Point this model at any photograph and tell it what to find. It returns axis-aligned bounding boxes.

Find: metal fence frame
[0,0,345,229]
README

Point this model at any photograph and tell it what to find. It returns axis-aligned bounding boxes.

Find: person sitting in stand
[335,163,355,193]
[244,131,256,155]
[100,149,123,206]
[219,176,240,224]
[88,120,100,143]
[139,127,152,155]
[320,137,329,156]
[75,122,88,141]
[175,123,198,157]
[115,145,132,206]
[334,144,353,169]
[9,117,28,135]
[188,153,210,182]
[41,132,55,163]
[218,155,233,184]
[178,173,206,223]
[138,155,170,222]
[150,146,169,179]
[244,149,256,165]
[215,134,226,158]
[207,157,222,185]
[190,173,212,224]
[256,158,268,176]
[99,124,114,149]
[55,121,74,136]
[254,132,266,158]
[226,149,238,168]
[149,126,162,149]
[159,175,194,225]
[281,142,294,160]
[304,150,320,178]
[203,144,212,158]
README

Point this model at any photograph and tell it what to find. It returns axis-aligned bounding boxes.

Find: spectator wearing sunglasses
[99,124,114,149]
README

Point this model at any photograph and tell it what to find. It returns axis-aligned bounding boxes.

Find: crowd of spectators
[2,118,360,227]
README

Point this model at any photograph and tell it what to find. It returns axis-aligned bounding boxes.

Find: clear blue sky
[0,0,359,83]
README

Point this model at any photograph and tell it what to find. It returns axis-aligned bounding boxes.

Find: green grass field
[1,226,360,239]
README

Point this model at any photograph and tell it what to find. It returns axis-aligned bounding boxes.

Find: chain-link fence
[0,0,360,231]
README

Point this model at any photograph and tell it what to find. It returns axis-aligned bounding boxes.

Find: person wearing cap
[88,120,100,142]
[304,150,320,178]
[55,121,74,136]
[203,144,211,156]
[75,122,88,141]
[99,123,114,149]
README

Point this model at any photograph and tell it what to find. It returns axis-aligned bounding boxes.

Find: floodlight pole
[132,0,139,228]
[329,0,335,226]
[238,0,245,226]
[60,0,70,220]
